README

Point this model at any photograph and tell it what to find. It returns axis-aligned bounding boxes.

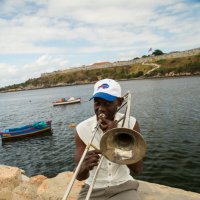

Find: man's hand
[76,149,101,181]
[99,115,117,132]
[82,150,101,171]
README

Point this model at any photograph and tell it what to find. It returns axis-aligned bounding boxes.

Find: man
[75,79,143,200]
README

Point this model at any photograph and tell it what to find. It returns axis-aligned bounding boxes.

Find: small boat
[52,97,81,106]
[0,121,52,142]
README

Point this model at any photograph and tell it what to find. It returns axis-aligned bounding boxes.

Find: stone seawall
[113,47,200,67]
[41,47,200,77]
[1,165,200,200]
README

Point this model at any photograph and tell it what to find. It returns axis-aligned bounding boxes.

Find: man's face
[93,98,119,121]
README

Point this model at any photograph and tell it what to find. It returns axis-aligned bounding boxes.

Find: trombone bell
[100,128,146,165]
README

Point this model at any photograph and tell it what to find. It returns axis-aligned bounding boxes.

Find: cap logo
[97,83,109,90]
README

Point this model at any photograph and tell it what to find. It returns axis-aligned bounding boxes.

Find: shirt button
[109,163,111,165]
[109,174,111,176]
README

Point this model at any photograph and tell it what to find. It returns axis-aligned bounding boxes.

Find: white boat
[52,97,81,106]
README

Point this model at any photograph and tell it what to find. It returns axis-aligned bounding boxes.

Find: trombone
[62,91,147,200]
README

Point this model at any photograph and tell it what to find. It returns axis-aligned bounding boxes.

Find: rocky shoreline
[0,165,200,200]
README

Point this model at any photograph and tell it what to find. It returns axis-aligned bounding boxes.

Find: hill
[0,48,200,93]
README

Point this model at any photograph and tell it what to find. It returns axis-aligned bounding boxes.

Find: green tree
[152,49,164,56]
[135,71,144,77]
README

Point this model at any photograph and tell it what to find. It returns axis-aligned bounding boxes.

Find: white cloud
[0,63,21,87]
[0,0,200,87]
[0,54,69,87]
[23,54,69,74]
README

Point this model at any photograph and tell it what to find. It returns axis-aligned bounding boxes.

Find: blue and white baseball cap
[90,79,121,101]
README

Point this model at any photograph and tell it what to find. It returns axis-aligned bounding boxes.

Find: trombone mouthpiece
[99,113,105,118]
[98,114,105,124]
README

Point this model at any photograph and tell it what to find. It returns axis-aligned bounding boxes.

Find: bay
[0,76,200,193]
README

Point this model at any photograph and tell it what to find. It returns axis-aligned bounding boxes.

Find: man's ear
[117,97,124,107]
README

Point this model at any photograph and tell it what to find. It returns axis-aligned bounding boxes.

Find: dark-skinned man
[75,79,143,200]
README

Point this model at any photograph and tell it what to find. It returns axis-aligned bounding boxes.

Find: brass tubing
[62,123,100,200]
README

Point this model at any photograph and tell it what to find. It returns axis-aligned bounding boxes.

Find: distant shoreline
[1,47,199,93]
[1,74,199,94]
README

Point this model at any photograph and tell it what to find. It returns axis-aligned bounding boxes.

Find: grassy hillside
[148,54,200,76]
[1,53,200,92]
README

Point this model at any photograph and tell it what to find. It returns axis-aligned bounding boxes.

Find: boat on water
[0,121,52,142]
[52,97,81,106]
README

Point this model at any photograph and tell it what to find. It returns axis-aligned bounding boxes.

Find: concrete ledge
[138,180,200,200]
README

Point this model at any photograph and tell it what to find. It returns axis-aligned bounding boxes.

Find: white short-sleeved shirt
[76,112,137,189]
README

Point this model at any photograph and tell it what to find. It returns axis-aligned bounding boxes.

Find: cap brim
[89,92,117,102]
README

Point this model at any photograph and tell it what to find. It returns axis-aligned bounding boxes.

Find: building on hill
[113,47,200,66]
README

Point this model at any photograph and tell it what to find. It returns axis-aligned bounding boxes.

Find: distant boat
[0,121,52,142]
[52,97,81,106]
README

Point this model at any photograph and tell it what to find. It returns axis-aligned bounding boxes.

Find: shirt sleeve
[76,123,88,145]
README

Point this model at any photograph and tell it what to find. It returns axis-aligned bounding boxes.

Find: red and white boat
[52,97,81,106]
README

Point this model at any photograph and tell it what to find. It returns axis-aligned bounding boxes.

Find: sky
[0,0,200,87]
